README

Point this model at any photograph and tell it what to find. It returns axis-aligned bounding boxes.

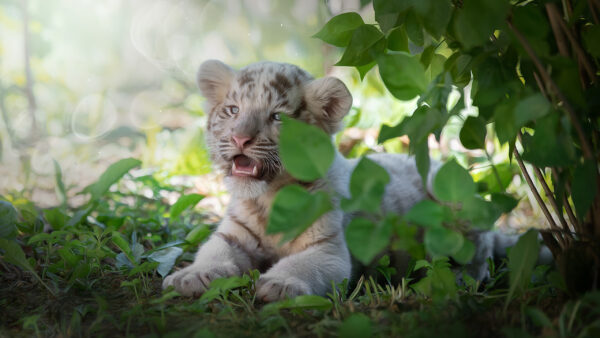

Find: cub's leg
[256,233,351,301]
[162,232,253,296]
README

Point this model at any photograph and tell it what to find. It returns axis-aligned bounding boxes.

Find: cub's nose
[232,135,253,150]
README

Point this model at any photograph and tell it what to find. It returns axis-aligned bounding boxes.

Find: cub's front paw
[162,263,240,297]
[256,275,312,302]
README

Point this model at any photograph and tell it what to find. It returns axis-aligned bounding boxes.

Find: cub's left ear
[304,77,352,134]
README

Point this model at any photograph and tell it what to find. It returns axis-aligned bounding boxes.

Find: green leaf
[505,230,540,310]
[345,216,393,264]
[313,12,365,47]
[261,295,332,315]
[201,275,252,302]
[279,115,335,181]
[412,0,452,39]
[185,225,211,245]
[572,160,598,220]
[373,0,409,33]
[412,258,457,300]
[514,94,551,128]
[387,26,408,52]
[336,24,385,67]
[43,208,68,230]
[87,158,141,200]
[341,157,390,213]
[453,0,509,49]
[525,307,553,328]
[111,232,134,263]
[521,113,576,167]
[405,11,424,46]
[433,159,475,202]
[53,160,67,208]
[493,99,518,145]
[267,185,333,242]
[452,239,475,265]
[339,313,372,338]
[583,25,600,57]
[0,238,54,295]
[459,116,487,149]
[170,193,204,220]
[147,247,184,277]
[415,139,430,188]
[404,200,447,228]
[424,226,464,256]
[491,192,520,214]
[458,196,502,230]
[356,61,376,80]
[377,53,428,100]
[0,201,18,239]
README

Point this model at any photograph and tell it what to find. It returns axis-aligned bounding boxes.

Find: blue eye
[272,112,281,121]
[228,106,239,114]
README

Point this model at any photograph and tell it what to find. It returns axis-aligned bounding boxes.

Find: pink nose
[232,135,252,149]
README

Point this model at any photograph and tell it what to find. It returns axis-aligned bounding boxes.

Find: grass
[1,160,599,337]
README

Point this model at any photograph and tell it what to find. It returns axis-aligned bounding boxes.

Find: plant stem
[513,147,566,248]
[507,19,594,160]
[22,0,38,138]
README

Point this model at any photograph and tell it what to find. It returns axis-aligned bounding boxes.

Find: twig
[589,0,600,25]
[513,146,566,248]
[546,3,596,83]
[546,4,570,57]
[551,168,581,235]
[507,19,594,160]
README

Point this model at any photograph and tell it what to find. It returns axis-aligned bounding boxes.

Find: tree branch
[22,0,38,138]
[507,19,594,160]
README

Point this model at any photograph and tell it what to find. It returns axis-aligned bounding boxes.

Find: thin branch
[530,162,573,240]
[513,147,566,248]
[589,0,600,25]
[546,4,570,57]
[507,19,594,160]
[551,168,581,235]
[546,3,596,83]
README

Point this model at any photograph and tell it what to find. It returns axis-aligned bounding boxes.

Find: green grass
[1,160,599,337]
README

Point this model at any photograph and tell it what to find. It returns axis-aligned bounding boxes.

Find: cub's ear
[304,77,352,134]
[197,60,235,106]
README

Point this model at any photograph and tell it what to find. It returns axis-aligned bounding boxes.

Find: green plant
[313,0,600,295]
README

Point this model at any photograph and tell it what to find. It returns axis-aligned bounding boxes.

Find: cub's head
[198,60,352,198]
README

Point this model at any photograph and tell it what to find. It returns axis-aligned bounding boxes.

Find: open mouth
[232,155,261,178]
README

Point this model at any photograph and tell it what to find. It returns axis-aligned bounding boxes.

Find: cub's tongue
[232,155,259,177]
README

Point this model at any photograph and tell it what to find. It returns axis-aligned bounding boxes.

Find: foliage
[314,0,600,295]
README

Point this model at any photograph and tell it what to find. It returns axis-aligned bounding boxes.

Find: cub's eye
[271,112,282,121]
[228,105,239,114]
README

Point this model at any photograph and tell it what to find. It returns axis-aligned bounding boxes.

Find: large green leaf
[170,193,204,220]
[373,0,409,33]
[345,216,393,264]
[505,230,540,310]
[341,157,390,213]
[521,113,576,167]
[378,106,441,144]
[266,185,332,242]
[459,116,487,150]
[279,116,335,181]
[404,200,448,228]
[458,196,502,230]
[0,201,18,239]
[452,239,475,265]
[336,24,385,67]
[514,94,551,128]
[412,0,452,39]
[453,0,509,49]
[387,26,408,52]
[572,160,598,220]
[147,246,183,277]
[377,53,428,100]
[433,159,475,202]
[87,158,141,200]
[313,12,364,47]
[424,226,464,257]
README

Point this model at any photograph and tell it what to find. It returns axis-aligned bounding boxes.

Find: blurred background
[0,0,538,228]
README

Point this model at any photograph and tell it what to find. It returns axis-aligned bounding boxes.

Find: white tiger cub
[163,60,451,301]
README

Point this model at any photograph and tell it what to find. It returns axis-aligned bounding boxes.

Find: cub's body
[163,60,446,300]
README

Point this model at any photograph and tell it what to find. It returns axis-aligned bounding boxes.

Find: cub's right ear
[197,60,235,106]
